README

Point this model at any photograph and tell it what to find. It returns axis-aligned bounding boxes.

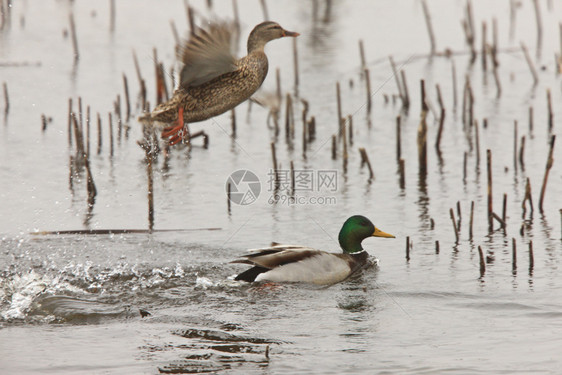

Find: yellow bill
[372,227,395,238]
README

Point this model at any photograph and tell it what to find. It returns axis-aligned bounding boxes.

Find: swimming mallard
[140,21,299,144]
[232,215,395,285]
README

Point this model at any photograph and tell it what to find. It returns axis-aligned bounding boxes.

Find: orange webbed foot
[161,107,187,145]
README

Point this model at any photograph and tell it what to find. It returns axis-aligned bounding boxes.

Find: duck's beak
[282,29,300,37]
[372,227,395,238]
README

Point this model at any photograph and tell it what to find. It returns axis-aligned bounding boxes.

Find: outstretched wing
[178,22,238,88]
[231,244,323,269]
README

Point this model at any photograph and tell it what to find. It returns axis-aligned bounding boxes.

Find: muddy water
[1,0,562,374]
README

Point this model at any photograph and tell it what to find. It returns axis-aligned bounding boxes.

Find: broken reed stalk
[71,113,85,163]
[190,130,209,148]
[86,106,90,157]
[457,201,462,229]
[336,82,342,136]
[358,147,374,180]
[285,93,294,139]
[512,238,517,271]
[270,142,278,188]
[389,56,408,109]
[2,82,8,115]
[478,246,485,276]
[78,97,83,133]
[331,135,337,160]
[145,142,155,232]
[231,108,236,137]
[41,114,47,131]
[538,135,556,213]
[489,45,502,97]
[519,135,526,169]
[406,236,410,261]
[85,156,96,208]
[417,81,428,177]
[400,70,410,109]
[469,200,474,239]
[108,112,114,157]
[342,118,348,171]
[463,152,467,183]
[481,21,487,71]
[96,112,102,155]
[396,115,402,160]
[227,182,231,214]
[435,108,445,154]
[502,193,507,225]
[532,0,542,57]
[474,119,480,167]
[529,240,534,272]
[547,89,553,132]
[487,149,493,231]
[529,106,534,133]
[132,49,143,87]
[308,116,316,141]
[364,68,372,114]
[492,212,506,229]
[436,84,444,111]
[359,39,366,70]
[288,160,295,194]
[140,79,148,112]
[133,50,147,111]
[122,73,131,122]
[435,240,439,254]
[115,95,122,143]
[301,98,309,128]
[492,18,499,66]
[513,120,518,169]
[462,76,474,129]
[292,37,299,89]
[153,49,162,104]
[71,113,97,204]
[347,115,353,146]
[520,42,538,84]
[69,13,79,61]
[464,0,476,63]
[68,98,73,146]
[450,208,459,243]
[399,158,405,189]
[522,177,534,215]
[421,0,436,55]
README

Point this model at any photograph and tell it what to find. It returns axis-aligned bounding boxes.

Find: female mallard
[232,216,395,285]
[141,21,299,144]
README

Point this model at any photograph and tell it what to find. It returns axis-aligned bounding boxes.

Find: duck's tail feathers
[234,266,269,282]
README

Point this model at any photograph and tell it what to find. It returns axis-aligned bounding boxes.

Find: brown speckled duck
[141,21,299,144]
